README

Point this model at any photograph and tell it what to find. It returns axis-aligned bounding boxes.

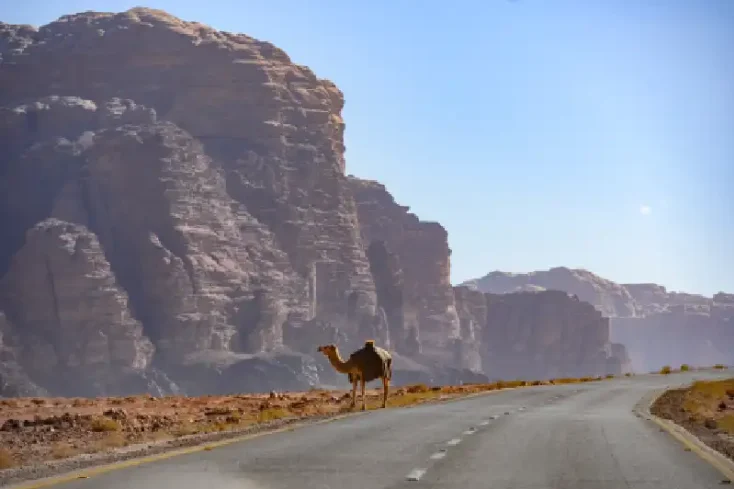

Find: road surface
[8,370,733,489]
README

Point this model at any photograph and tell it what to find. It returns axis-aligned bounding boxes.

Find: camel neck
[327,349,351,373]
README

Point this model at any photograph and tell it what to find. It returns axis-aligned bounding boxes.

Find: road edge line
[634,387,734,482]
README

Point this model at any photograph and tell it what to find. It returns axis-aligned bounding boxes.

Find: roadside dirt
[651,377,734,462]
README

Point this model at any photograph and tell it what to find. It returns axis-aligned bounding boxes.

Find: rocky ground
[651,375,734,462]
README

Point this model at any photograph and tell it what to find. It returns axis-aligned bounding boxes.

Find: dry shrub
[680,364,690,372]
[50,443,78,460]
[257,407,291,423]
[96,432,127,449]
[660,366,672,375]
[91,417,121,432]
[605,374,615,379]
[406,384,430,394]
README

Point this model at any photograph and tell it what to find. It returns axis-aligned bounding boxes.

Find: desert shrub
[714,364,727,370]
[50,443,78,460]
[97,432,127,449]
[680,364,690,372]
[625,373,632,377]
[660,365,672,375]
[257,407,291,423]
[91,417,121,432]
[605,374,615,379]
[406,384,430,394]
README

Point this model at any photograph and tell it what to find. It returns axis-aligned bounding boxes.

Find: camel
[317,340,392,411]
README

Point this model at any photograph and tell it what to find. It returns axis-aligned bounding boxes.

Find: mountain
[463,268,734,371]
[0,8,625,397]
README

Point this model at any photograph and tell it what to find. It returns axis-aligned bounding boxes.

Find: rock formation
[453,286,628,380]
[464,267,734,372]
[348,177,461,364]
[463,267,637,317]
[0,8,628,396]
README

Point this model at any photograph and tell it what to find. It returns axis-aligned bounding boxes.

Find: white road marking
[406,469,427,481]
[480,420,490,426]
[489,415,498,419]
[463,429,476,435]
[447,438,462,446]
[430,451,447,460]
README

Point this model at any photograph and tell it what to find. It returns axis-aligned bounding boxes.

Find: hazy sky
[2,1,732,296]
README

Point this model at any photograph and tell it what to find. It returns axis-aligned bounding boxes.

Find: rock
[704,418,718,429]
[464,267,734,373]
[453,287,627,380]
[348,177,460,361]
[0,219,156,395]
[462,267,637,318]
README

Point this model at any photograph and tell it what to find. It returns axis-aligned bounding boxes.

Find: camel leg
[361,377,366,411]
[382,376,389,408]
[350,379,357,409]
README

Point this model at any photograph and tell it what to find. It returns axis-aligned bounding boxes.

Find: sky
[2,0,732,296]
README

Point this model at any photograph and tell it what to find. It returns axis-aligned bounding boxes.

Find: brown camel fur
[317,340,392,411]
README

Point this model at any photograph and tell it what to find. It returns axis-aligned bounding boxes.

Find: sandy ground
[651,376,734,462]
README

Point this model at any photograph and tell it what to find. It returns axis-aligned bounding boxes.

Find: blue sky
[3,1,732,296]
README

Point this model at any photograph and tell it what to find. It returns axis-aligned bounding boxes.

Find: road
[8,370,733,489]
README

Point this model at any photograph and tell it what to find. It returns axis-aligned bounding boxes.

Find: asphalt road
[11,370,733,489]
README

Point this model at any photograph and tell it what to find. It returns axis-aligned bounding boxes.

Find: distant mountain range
[462,267,734,372]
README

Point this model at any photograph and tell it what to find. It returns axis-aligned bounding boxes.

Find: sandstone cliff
[464,268,734,372]
[463,267,637,317]
[453,286,628,379]
[0,8,626,396]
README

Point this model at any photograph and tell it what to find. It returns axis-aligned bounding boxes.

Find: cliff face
[347,178,461,362]
[452,287,628,380]
[464,268,734,372]
[0,9,388,396]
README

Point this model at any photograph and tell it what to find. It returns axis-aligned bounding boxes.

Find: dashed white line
[463,429,476,435]
[489,415,498,419]
[447,438,462,446]
[480,420,490,426]
[430,451,447,460]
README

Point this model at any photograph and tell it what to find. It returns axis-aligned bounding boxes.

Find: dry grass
[90,417,121,432]
[50,443,79,460]
[0,448,15,469]
[257,407,291,423]
[660,365,672,375]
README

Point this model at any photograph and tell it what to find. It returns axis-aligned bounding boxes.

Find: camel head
[316,344,337,357]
